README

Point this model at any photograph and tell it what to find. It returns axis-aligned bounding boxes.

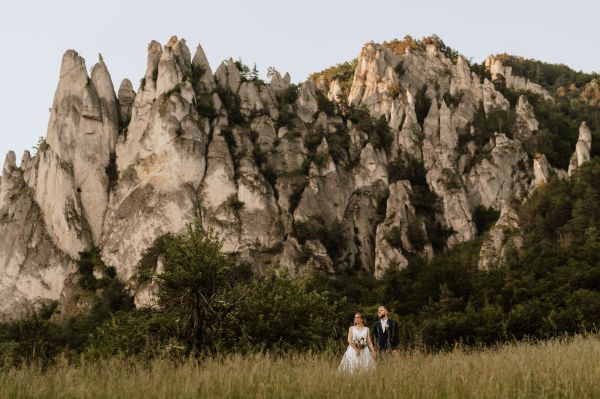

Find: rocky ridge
[0,36,592,316]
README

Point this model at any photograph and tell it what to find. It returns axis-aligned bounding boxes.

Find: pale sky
[1,0,598,165]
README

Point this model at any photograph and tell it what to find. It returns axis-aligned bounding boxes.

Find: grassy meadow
[2,335,600,398]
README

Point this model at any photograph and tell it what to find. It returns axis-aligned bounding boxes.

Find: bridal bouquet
[352,336,367,353]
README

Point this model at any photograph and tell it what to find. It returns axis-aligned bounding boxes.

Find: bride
[337,313,376,374]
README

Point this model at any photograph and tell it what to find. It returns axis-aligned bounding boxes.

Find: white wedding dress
[337,326,376,374]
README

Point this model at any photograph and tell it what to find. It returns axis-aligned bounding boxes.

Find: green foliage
[195,92,218,120]
[383,35,420,55]
[521,92,599,169]
[386,155,449,253]
[394,62,406,79]
[234,59,251,80]
[215,86,246,126]
[473,205,500,234]
[442,168,463,192]
[33,136,49,154]
[346,106,393,151]
[252,147,267,168]
[261,165,278,188]
[373,159,600,348]
[469,61,491,83]
[387,156,427,185]
[316,92,336,116]
[304,127,324,151]
[327,123,351,164]
[491,74,520,107]
[0,248,134,367]
[407,222,426,251]
[385,226,403,250]
[163,83,182,99]
[189,64,206,87]
[384,34,460,62]
[443,91,462,108]
[497,54,600,90]
[86,311,180,359]
[275,85,299,129]
[309,59,356,100]
[0,311,65,368]
[294,216,345,260]
[466,101,516,162]
[220,128,241,176]
[227,194,245,211]
[420,34,459,61]
[105,152,118,191]
[151,220,239,354]
[217,274,341,352]
[235,60,263,85]
[414,86,432,126]
[280,85,299,104]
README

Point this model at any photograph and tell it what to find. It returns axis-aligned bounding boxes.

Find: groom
[372,305,399,354]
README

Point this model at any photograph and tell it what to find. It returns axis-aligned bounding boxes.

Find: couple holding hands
[337,305,400,374]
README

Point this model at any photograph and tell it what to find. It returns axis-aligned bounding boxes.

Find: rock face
[0,36,592,317]
[568,122,593,176]
[533,153,552,187]
[485,55,554,101]
[478,203,523,270]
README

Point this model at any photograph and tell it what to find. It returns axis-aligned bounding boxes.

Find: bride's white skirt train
[337,346,376,374]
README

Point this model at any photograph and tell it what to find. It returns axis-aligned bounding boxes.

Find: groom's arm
[372,322,379,342]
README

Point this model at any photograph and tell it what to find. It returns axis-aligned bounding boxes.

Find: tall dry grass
[2,335,600,398]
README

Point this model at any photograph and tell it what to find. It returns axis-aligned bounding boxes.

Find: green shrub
[473,206,500,234]
[215,274,342,353]
[395,62,406,79]
[407,222,426,251]
[414,86,431,126]
[86,311,179,359]
[195,93,218,120]
[105,153,118,191]
[309,59,356,100]
[385,226,403,249]
[316,92,336,116]
[280,85,299,104]
[190,64,206,87]
[163,83,182,99]
[252,147,267,168]
[215,86,246,126]
[261,165,278,188]
[294,216,345,260]
[227,194,245,211]
[443,91,462,108]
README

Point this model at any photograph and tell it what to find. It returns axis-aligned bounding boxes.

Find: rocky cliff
[0,36,592,317]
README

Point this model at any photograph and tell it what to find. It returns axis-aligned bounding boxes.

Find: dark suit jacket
[372,319,399,351]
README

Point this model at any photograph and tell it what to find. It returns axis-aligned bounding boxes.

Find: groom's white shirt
[380,317,388,332]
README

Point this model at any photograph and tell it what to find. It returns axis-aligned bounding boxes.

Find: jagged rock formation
[0,36,592,317]
[478,203,523,270]
[532,153,552,187]
[485,55,554,101]
[568,122,593,176]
